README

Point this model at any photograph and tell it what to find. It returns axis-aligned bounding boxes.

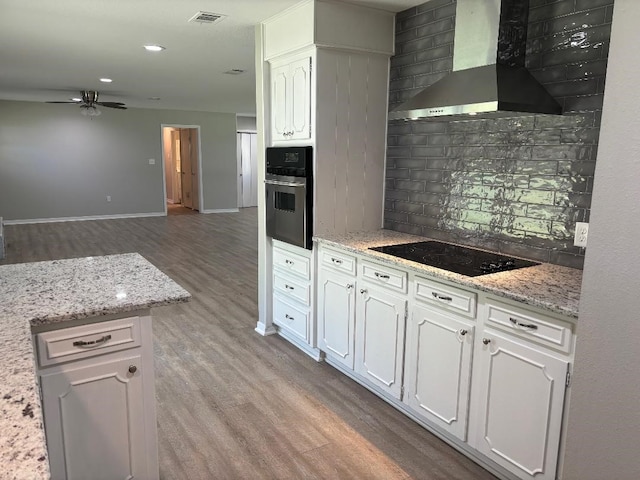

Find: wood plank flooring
[1,209,497,480]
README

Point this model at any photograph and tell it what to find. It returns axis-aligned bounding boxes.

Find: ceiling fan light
[80,105,101,117]
[144,45,165,52]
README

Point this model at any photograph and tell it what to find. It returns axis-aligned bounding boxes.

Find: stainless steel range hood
[388,0,562,121]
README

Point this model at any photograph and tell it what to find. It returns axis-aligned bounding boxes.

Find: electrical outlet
[148,158,155,165]
[574,222,589,247]
[106,195,111,202]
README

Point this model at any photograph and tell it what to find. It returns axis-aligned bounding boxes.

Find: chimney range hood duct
[388,0,562,121]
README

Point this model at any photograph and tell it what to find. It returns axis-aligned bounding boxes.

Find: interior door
[171,130,182,203]
[180,129,193,209]
[238,132,258,208]
[188,128,200,211]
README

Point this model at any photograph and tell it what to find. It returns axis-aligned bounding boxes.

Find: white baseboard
[4,212,166,225]
[200,208,240,214]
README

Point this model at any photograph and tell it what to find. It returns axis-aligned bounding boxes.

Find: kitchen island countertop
[314,230,582,319]
[0,253,191,480]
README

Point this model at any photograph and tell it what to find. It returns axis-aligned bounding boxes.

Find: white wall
[562,1,640,478]
[236,115,257,132]
[0,100,237,221]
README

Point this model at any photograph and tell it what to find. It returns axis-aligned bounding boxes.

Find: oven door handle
[264,179,306,188]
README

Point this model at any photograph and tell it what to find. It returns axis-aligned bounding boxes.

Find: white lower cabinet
[314,244,575,480]
[470,328,569,480]
[40,355,148,480]
[317,267,356,369]
[404,304,474,441]
[36,314,158,480]
[271,241,316,356]
[354,283,407,399]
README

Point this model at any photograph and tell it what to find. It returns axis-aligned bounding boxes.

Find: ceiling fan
[47,91,127,116]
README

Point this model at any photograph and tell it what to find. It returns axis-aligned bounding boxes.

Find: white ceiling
[0,0,425,115]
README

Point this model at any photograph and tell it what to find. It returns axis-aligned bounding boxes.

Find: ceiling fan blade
[46,101,79,104]
[97,102,127,109]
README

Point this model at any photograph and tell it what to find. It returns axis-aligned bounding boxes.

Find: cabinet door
[317,268,356,369]
[270,62,289,141]
[355,284,406,399]
[404,304,474,441]
[288,56,312,140]
[41,354,149,480]
[473,329,568,480]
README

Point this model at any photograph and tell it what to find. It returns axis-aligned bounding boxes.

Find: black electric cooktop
[369,241,539,277]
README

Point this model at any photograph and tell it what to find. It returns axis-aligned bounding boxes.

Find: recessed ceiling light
[100,78,113,83]
[149,97,161,100]
[144,45,165,52]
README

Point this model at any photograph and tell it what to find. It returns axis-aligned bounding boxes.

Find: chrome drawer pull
[483,338,491,345]
[510,317,538,330]
[459,329,468,336]
[285,284,294,290]
[432,292,453,302]
[73,334,112,348]
[374,272,390,280]
[285,314,294,320]
[331,258,343,264]
[285,259,294,265]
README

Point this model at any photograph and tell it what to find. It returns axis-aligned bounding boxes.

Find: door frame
[160,124,204,214]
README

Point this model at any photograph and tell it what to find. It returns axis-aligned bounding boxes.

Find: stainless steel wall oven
[265,146,313,250]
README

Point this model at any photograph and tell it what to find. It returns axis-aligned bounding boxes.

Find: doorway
[161,125,203,214]
[237,132,258,208]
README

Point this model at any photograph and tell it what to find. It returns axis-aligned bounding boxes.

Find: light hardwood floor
[2,209,496,480]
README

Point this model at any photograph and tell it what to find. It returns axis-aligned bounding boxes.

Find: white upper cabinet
[270,55,312,143]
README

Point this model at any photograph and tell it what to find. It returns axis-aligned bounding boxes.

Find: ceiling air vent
[188,11,226,25]
[224,69,245,75]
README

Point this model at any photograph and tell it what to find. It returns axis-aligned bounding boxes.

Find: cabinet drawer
[273,245,310,280]
[273,272,310,306]
[320,248,356,275]
[414,277,477,318]
[36,316,141,367]
[485,301,573,353]
[273,296,309,342]
[360,260,407,293]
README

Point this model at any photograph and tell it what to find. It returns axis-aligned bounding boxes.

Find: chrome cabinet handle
[459,329,468,336]
[432,292,453,302]
[482,338,491,345]
[374,272,390,280]
[331,258,343,265]
[128,365,137,374]
[285,284,294,290]
[346,284,353,290]
[73,334,112,348]
[509,317,538,330]
[285,314,294,320]
[285,259,294,265]
[360,289,368,295]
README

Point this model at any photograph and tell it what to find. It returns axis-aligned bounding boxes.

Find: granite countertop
[314,230,582,319]
[0,253,191,480]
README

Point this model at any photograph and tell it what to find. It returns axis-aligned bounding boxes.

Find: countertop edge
[314,234,581,320]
